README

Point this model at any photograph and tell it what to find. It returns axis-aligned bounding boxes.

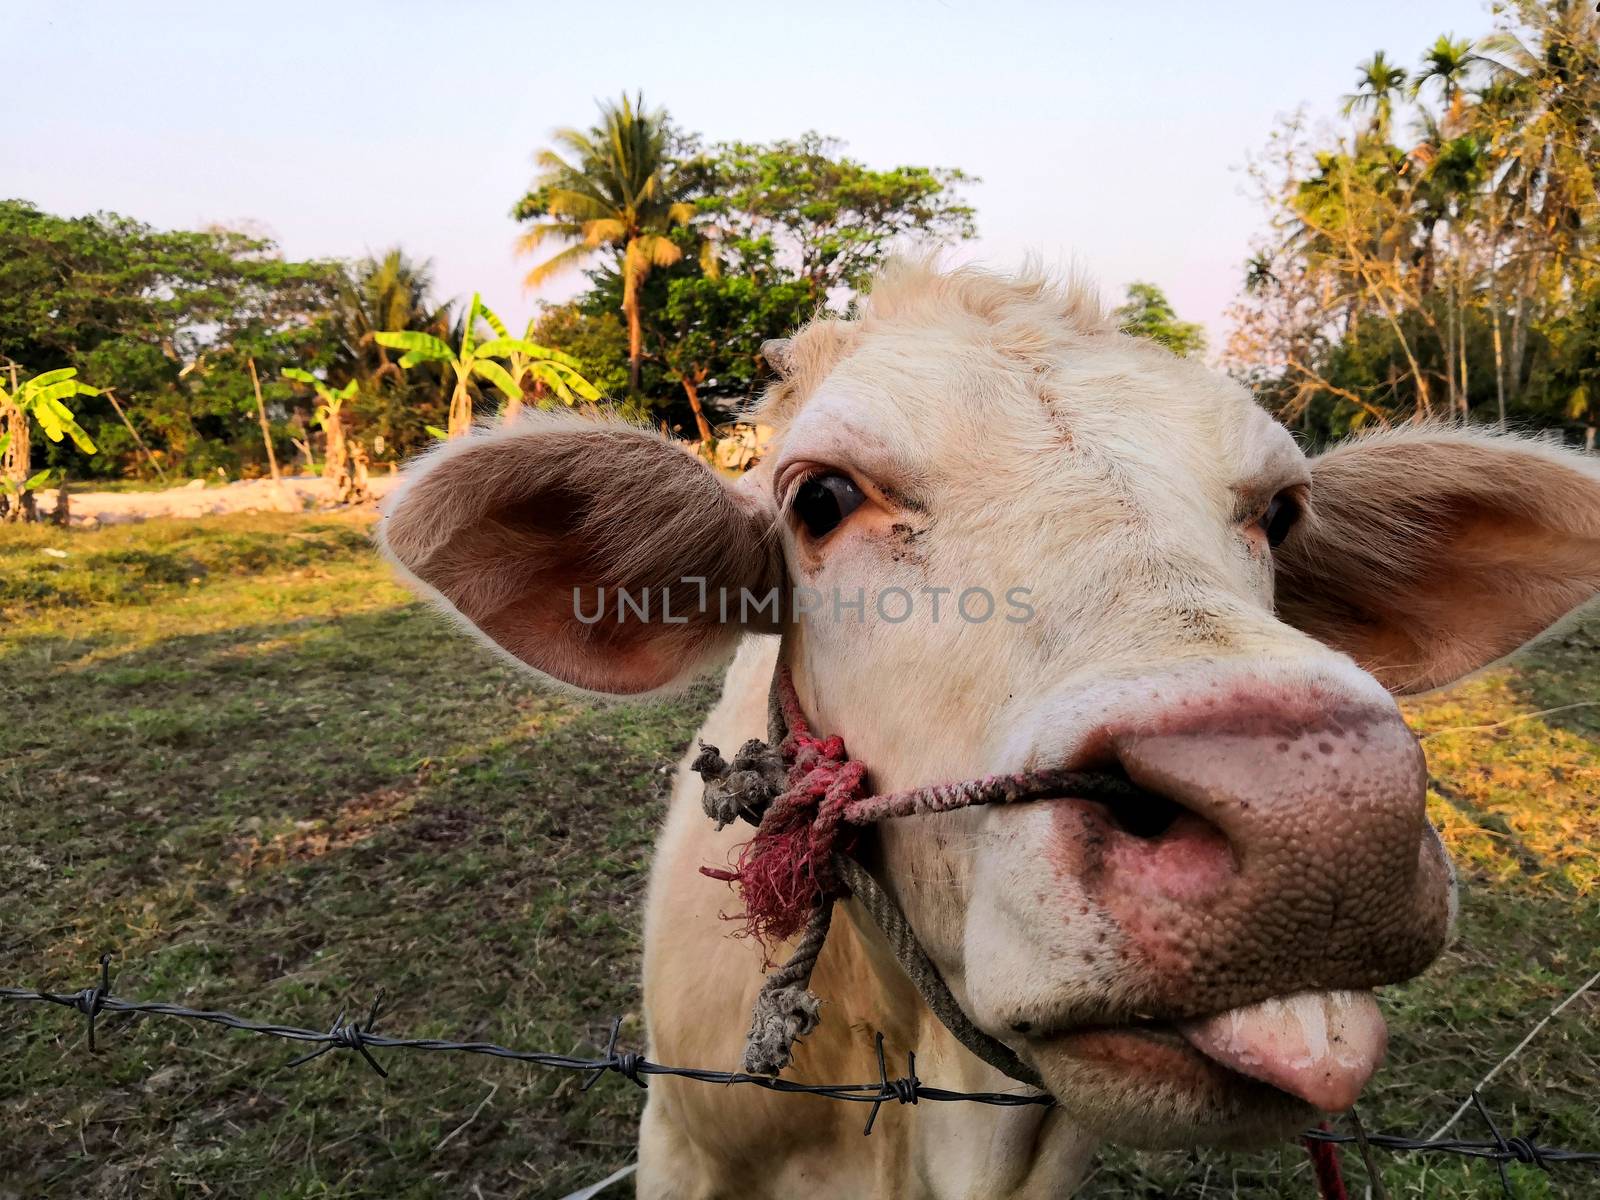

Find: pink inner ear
[381,421,782,696]
[1276,435,1600,695]
[478,589,724,695]
[409,503,735,694]
[1346,510,1600,694]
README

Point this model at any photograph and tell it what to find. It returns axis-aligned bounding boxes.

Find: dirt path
[34,473,399,527]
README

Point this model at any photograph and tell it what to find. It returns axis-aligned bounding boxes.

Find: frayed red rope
[1302,1124,1348,1200]
[699,671,867,948]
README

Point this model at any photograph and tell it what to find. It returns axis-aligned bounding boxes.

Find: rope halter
[692,664,1149,1084]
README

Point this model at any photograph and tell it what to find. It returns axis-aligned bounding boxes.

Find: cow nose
[1068,700,1454,1010]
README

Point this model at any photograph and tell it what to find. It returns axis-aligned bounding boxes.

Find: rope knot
[694,738,786,830]
[743,981,823,1075]
[701,689,869,948]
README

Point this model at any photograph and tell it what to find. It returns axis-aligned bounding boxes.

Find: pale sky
[8,0,1497,349]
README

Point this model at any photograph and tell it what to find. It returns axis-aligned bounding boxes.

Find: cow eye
[1260,492,1301,548]
[793,473,866,538]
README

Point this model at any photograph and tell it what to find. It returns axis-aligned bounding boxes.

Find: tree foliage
[3,97,980,477]
[512,93,698,395]
[0,199,342,477]
[0,364,100,521]
[329,249,459,460]
[1113,283,1207,358]
[375,293,597,438]
[1227,0,1600,447]
[522,121,975,439]
[688,132,977,295]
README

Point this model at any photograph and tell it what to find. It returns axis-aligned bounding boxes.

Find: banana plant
[1,365,99,522]
[375,294,598,437]
[475,300,600,423]
[283,368,358,425]
[283,369,361,500]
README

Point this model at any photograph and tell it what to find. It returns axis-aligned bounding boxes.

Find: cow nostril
[1103,786,1186,840]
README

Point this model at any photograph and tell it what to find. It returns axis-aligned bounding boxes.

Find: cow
[379,262,1600,1198]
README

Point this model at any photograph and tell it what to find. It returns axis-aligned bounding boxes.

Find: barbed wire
[3,953,1598,1194]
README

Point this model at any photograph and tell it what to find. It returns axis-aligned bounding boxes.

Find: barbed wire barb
[71,952,114,1054]
[862,1032,918,1136]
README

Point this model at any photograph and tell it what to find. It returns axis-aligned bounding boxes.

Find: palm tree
[1343,51,1410,141]
[1412,35,1483,128]
[515,93,697,395]
[1243,253,1278,295]
[338,249,452,389]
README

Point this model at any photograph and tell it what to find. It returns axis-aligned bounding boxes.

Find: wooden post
[52,471,70,526]
[248,358,282,481]
[102,388,166,480]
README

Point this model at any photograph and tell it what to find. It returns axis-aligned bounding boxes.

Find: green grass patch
[1,512,1596,1198]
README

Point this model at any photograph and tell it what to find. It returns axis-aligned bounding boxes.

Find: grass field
[1,511,1596,1199]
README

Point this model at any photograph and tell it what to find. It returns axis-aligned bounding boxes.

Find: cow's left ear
[1274,429,1600,694]
[378,413,783,696]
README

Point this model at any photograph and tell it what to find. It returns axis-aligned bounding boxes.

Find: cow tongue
[1176,989,1387,1112]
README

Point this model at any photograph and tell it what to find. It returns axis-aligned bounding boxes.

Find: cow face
[381,263,1600,1147]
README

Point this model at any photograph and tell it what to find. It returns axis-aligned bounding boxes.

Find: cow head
[381,263,1600,1148]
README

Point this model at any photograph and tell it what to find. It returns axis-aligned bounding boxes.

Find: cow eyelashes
[792,472,867,538]
[1260,492,1302,548]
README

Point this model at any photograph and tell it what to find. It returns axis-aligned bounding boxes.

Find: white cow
[381,262,1600,1198]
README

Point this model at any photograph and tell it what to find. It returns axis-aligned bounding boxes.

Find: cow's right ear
[379,414,784,696]
[1274,428,1600,694]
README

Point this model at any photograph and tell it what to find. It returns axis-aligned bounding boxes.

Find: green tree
[650,253,815,442]
[0,200,342,478]
[1229,0,1600,442]
[513,93,698,396]
[474,300,599,423]
[332,249,456,458]
[1412,35,1484,127]
[282,369,361,500]
[1476,0,1600,393]
[531,304,632,405]
[689,133,977,294]
[1533,282,1600,450]
[336,249,450,389]
[524,126,978,433]
[1114,283,1208,358]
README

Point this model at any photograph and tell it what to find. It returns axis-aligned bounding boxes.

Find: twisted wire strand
[0,976,1043,1112]
[4,961,1599,1178]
